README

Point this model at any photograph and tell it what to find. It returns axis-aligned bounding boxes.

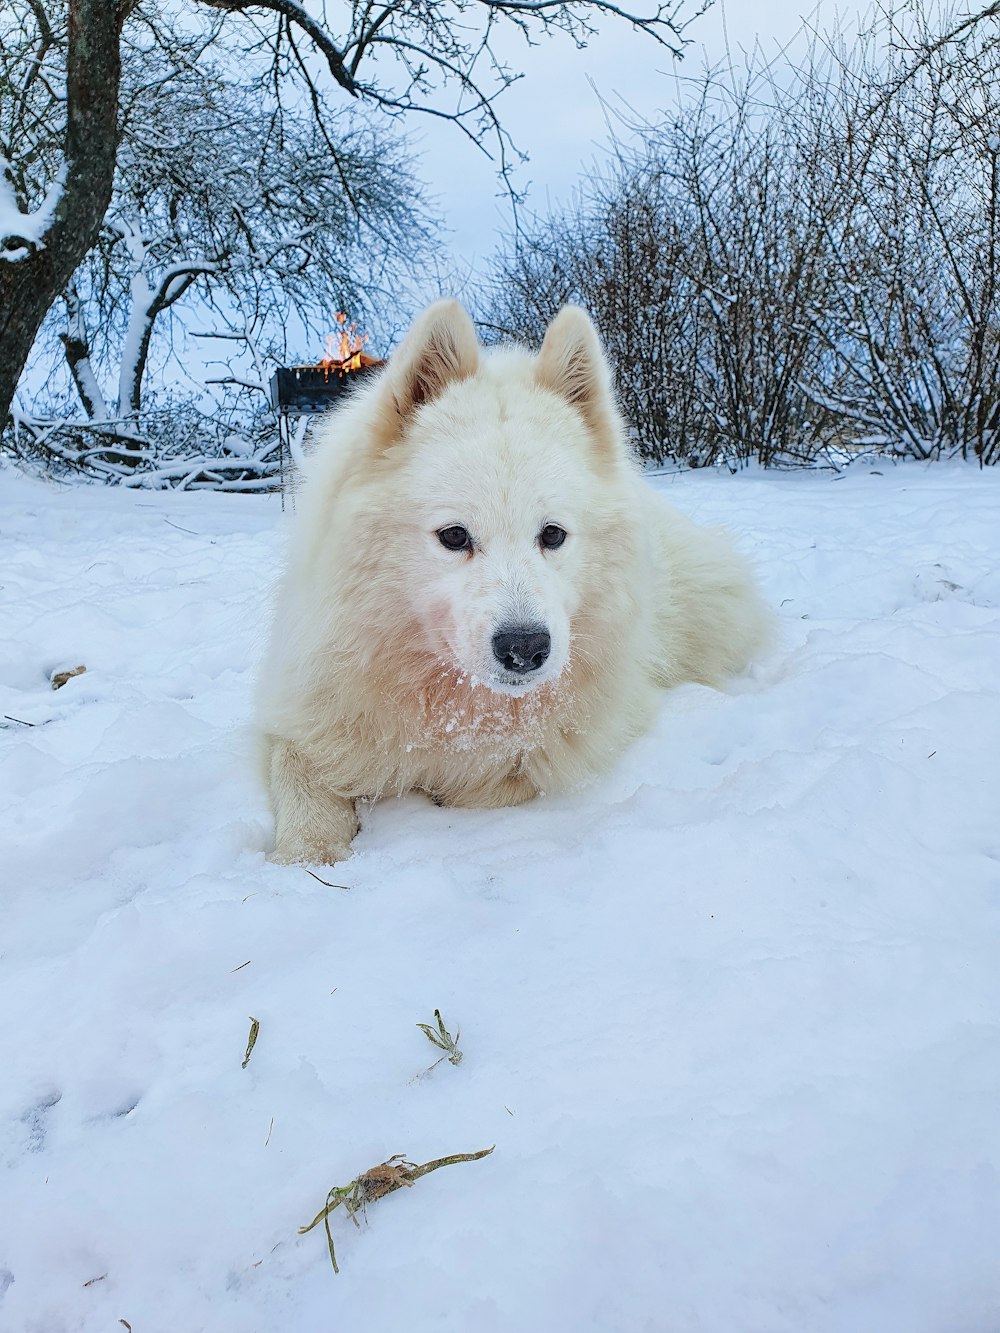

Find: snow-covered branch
[0,158,66,262]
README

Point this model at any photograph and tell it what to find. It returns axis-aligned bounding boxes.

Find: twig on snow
[299,1146,495,1273]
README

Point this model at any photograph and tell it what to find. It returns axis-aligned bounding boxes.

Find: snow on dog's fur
[257,300,771,864]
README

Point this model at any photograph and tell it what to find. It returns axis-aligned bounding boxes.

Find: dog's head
[357,300,629,697]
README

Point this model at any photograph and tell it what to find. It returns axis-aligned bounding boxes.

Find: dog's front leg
[266,737,360,865]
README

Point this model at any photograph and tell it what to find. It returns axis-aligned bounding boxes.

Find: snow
[1,462,999,1331]
[0,159,65,261]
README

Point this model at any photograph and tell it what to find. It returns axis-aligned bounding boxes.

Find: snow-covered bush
[811,9,1000,464]
[482,2,1000,468]
[5,392,285,491]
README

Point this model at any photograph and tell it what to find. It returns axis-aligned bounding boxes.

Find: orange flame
[319,311,368,373]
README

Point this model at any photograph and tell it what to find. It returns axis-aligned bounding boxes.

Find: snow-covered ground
[1,462,998,1332]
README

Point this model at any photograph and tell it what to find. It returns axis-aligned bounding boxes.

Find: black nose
[492,627,551,675]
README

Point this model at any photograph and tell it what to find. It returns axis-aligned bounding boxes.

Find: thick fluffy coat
[257,301,770,863]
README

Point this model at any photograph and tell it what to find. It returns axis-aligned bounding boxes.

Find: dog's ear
[384,300,479,425]
[534,306,618,448]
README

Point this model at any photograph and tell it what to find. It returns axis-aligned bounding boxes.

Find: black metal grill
[269,361,384,417]
[270,357,386,507]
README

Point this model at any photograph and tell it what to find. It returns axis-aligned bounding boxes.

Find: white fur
[257,301,771,864]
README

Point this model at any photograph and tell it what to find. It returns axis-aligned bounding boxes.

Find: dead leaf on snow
[51,664,87,690]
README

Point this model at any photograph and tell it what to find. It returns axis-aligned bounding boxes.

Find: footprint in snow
[19,1089,62,1153]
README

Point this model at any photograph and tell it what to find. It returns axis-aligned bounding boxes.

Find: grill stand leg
[276,411,310,512]
[278,412,295,512]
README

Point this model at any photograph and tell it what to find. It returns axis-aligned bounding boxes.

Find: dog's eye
[438,525,472,552]
[539,524,567,550]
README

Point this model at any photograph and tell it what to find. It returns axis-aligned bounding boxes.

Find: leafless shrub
[810,5,1000,463]
[482,2,1000,467]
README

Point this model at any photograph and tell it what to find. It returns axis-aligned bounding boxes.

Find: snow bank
[1,463,998,1331]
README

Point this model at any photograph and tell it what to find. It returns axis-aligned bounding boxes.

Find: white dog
[257,300,770,864]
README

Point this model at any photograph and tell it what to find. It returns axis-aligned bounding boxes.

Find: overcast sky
[414,0,868,278]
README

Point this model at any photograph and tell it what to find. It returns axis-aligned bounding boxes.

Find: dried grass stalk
[241,1016,260,1069]
[299,1146,494,1273]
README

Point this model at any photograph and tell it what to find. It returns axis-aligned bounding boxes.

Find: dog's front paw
[268,836,354,867]
[267,742,361,867]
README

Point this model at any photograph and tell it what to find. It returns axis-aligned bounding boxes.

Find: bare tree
[0,1,124,427]
[62,28,426,427]
[195,0,706,188]
[1,0,711,430]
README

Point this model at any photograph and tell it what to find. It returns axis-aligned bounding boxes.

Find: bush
[481,2,1000,468]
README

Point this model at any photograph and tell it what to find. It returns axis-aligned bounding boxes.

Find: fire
[319,311,370,374]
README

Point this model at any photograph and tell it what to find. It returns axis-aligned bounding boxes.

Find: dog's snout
[492,626,551,675]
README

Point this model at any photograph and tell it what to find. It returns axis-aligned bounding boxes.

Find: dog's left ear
[534,306,618,448]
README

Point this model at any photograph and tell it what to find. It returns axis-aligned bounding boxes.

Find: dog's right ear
[379,300,480,436]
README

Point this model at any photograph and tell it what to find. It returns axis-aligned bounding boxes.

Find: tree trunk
[0,1,122,425]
